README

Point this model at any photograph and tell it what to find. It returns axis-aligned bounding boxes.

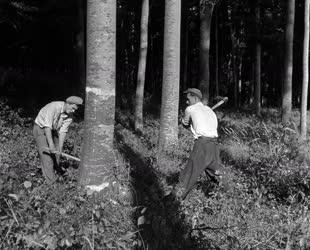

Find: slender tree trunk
[233,53,238,107]
[255,43,261,115]
[130,16,138,100]
[188,32,194,87]
[150,35,154,91]
[227,4,238,107]
[76,0,85,95]
[182,16,189,91]
[215,7,219,97]
[134,0,149,132]
[199,3,215,104]
[79,0,116,190]
[255,0,262,116]
[300,0,309,140]
[238,54,243,107]
[159,0,181,152]
[282,0,295,123]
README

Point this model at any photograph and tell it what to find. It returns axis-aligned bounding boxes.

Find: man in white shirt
[33,96,83,184]
[178,88,223,199]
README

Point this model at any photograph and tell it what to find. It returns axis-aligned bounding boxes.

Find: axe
[211,97,228,110]
[43,147,80,162]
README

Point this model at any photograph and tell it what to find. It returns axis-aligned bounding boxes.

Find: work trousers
[179,136,221,198]
[33,124,59,184]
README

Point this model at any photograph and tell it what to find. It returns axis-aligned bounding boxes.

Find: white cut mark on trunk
[97,124,114,130]
[86,181,117,194]
[86,182,110,192]
[86,87,115,99]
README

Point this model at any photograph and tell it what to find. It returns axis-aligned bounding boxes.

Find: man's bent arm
[58,132,66,153]
[44,127,56,151]
[181,109,191,128]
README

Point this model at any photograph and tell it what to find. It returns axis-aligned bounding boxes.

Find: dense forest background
[0,0,307,114]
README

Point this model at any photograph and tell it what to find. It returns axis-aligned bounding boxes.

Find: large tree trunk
[199,3,215,103]
[134,0,149,133]
[300,0,309,140]
[255,0,262,116]
[282,0,295,123]
[158,0,181,152]
[79,0,116,190]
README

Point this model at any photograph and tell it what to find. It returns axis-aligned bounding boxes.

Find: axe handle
[211,97,228,110]
[57,151,81,162]
[43,147,81,162]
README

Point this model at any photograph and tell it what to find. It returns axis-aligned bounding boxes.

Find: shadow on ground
[115,127,209,249]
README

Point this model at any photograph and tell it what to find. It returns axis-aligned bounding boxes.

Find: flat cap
[66,96,83,105]
[183,88,202,100]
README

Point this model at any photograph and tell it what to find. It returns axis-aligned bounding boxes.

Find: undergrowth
[1,99,310,249]
[0,99,137,250]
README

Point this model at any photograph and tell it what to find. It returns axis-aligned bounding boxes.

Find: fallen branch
[83,236,94,250]
[190,224,237,232]
[4,198,19,226]
[23,236,47,249]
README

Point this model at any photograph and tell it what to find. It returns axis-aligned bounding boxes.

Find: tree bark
[79,0,116,190]
[134,0,149,133]
[215,7,219,97]
[282,0,295,123]
[300,0,309,140]
[76,0,85,95]
[182,15,189,91]
[159,0,181,152]
[227,3,239,107]
[238,52,243,107]
[199,3,215,103]
[255,0,262,116]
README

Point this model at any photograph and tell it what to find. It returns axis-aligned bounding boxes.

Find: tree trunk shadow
[115,130,207,249]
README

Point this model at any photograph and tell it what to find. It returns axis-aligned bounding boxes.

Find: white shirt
[182,102,218,139]
[35,101,72,133]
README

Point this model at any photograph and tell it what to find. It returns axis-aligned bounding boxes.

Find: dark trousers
[179,137,221,197]
[33,124,59,184]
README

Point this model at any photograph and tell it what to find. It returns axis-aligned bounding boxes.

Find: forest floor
[1,97,310,250]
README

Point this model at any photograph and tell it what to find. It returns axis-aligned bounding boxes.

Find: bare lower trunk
[255,0,261,116]
[282,0,295,123]
[77,0,85,94]
[159,0,181,152]
[199,3,215,104]
[238,55,243,107]
[79,0,116,189]
[215,7,219,97]
[182,15,189,91]
[300,0,309,140]
[233,52,238,107]
[134,0,149,132]
[227,5,238,107]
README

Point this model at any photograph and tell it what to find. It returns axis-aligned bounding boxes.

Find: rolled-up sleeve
[35,108,54,129]
[59,118,72,133]
[182,107,191,126]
